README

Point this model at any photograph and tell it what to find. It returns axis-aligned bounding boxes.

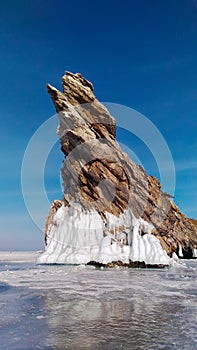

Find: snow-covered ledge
[37,204,171,266]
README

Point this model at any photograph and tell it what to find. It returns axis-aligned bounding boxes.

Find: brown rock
[45,71,197,257]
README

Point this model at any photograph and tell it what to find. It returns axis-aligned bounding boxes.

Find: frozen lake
[0,252,196,349]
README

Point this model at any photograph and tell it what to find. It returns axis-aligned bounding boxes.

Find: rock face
[39,72,197,264]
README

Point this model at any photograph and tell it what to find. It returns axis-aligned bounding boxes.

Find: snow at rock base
[37,204,171,266]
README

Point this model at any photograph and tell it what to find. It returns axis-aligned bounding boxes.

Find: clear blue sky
[0,0,196,250]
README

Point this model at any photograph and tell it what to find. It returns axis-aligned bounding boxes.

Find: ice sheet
[0,254,196,350]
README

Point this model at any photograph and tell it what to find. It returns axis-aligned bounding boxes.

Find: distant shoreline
[0,251,41,263]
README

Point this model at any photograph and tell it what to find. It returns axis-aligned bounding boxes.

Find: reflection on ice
[44,292,193,350]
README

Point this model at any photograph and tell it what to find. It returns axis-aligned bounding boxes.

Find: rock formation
[38,72,197,265]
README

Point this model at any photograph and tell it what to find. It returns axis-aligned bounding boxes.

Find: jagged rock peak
[47,71,96,111]
[63,71,94,92]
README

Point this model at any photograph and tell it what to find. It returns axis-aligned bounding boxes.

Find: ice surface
[0,253,196,350]
[37,204,171,265]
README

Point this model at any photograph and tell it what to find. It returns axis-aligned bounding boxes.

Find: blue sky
[0,0,197,250]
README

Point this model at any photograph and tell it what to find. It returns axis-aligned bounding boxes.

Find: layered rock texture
[40,72,197,264]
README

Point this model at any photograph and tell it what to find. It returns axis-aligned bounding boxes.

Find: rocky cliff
[41,72,197,264]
